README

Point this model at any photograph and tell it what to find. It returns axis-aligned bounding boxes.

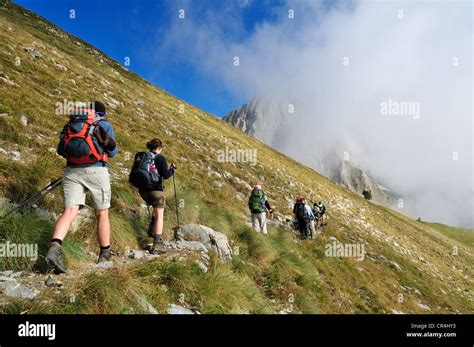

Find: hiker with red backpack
[248,184,273,235]
[293,196,314,240]
[129,138,176,254]
[46,101,118,273]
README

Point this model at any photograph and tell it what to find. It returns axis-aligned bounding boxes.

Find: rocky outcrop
[175,224,233,260]
[224,98,262,136]
[22,46,42,59]
[334,159,398,207]
[223,97,293,147]
[0,275,39,300]
[131,290,158,314]
[167,304,195,315]
[0,71,19,87]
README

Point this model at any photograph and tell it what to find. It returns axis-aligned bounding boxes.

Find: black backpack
[295,203,308,220]
[129,152,160,189]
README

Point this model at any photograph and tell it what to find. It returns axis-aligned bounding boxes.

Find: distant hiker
[305,200,315,238]
[312,202,321,229]
[46,101,118,273]
[248,185,273,235]
[317,201,327,226]
[293,197,314,240]
[129,138,176,254]
[312,202,321,217]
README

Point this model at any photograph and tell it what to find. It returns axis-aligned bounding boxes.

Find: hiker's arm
[56,129,66,157]
[156,155,174,179]
[95,125,116,152]
[102,124,118,157]
[265,201,272,211]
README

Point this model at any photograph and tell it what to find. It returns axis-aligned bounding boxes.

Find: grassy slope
[0,1,472,314]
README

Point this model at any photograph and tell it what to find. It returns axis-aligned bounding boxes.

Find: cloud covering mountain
[155,0,473,227]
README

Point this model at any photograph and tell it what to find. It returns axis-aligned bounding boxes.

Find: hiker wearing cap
[129,138,176,255]
[248,185,273,235]
[46,101,118,273]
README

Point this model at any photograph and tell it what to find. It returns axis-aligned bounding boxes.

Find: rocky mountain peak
[224,99,398,206]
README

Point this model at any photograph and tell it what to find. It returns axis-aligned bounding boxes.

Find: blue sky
[15,0,285,117]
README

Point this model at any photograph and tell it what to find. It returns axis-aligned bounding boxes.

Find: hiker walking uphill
[129,138,176,255]
[293,197,314,240]
[46,101,118,274]
[248,185,273,235]
[316,201,327,226]
[312,202,321,230]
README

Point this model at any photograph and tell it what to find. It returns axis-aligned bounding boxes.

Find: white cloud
[157,0,473,227]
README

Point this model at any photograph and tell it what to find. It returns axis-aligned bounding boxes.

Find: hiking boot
[149,241,168,255]
[46,243,67,274]
[147,217,156,237]
[97,249,112,263]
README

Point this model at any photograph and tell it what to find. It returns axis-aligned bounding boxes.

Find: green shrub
[0,103,12,114]
[362,189,372,200]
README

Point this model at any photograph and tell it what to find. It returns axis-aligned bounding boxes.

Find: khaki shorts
[62,166,111,210]
[139,190,165,208]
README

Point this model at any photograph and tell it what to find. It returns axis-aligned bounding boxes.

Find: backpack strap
[139,152,147,166]
[91,119,109,163]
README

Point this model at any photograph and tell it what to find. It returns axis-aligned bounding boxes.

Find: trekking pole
[172,173,180,238]
[2,177,62,219]
[12,178,62,211]
[8,178,62,216]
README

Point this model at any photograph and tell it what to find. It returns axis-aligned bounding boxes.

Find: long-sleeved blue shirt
[92,120,117,166]
[305,204,315,220]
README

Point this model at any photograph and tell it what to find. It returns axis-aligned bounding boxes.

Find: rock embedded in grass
[167,304,195,315]
[44,275,56,287]
[20,115,28,126]
[0,277,39,300]
[95,261,113,268]
[129,250,145,259]
[388,260,402,273]
[176,224,233,260]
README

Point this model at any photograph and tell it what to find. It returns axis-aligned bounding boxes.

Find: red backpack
[59,108,109,166]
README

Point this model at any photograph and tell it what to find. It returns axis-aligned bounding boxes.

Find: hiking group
[45,101,176,274]
[42,100,324,274]
[293,197,326,240]
[247,185,326,239]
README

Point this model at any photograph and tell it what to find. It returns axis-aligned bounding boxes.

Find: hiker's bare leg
[153,207,164,236]
[51,205,80,240]
[96,209,110,246]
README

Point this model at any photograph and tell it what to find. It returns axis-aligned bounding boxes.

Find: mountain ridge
[224,97,400,207]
